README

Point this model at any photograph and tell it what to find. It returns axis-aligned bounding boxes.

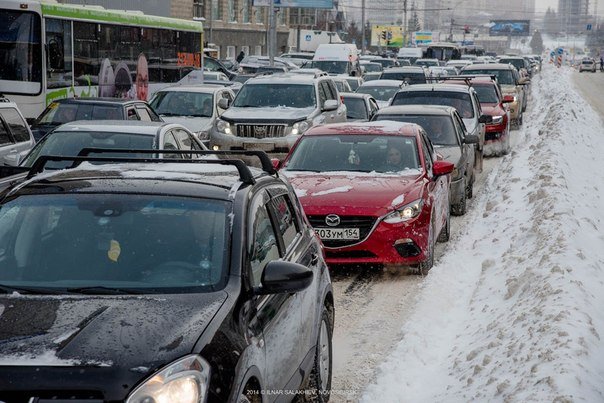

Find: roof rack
[27,150,277,185]
[437,74,498,86]
[0,93,11,103]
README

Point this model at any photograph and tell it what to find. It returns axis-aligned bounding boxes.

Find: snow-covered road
[330,64,604,402]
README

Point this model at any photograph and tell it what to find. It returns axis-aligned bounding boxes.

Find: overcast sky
[536,0,558,12]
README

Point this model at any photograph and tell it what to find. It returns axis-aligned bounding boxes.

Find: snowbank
[362,65,604,402]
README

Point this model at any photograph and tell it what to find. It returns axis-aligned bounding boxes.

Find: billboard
[412,31,434,45]
[371,25,404,47]
[489,20,530,36]
[252,0,333,8]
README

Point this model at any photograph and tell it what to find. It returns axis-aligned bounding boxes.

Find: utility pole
[269,0,276,66]
[361,0,366,54]
[209,0,214,45]
[403,0,407,47]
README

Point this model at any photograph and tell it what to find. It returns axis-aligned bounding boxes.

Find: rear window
[391,90,474,118]
[356,85,399,102]
[471,84,499,103]
[37,103,123,124]
[380,71,426,84]
[343,98,368,120]
[373,114,458,146]
[462,69,514,85]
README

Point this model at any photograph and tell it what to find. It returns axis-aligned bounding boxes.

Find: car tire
[437,208,450,243]
[417,225,435,275]
[304,307,333,402]
[451,178,467,216]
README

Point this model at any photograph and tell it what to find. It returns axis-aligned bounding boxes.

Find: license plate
[315,227,359,240]
[243,142,273,151]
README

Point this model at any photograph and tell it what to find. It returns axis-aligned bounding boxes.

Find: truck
[311,44,361,76]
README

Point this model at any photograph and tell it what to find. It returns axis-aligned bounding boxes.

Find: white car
[355,80,406,108]
[579,58,597,73]
[0,96,36,166]
[149,85,236,141]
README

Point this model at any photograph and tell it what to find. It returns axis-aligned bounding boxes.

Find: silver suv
[209,73,347,155]
[0,97,35,166]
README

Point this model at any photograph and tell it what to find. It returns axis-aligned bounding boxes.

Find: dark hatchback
[30,98,162,142]
[0,152,334,402]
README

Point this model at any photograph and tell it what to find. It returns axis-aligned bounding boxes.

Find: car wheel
[304,307,333,402]
[451,178,467,216]
[417,225,435,275]
[437,207,450,243]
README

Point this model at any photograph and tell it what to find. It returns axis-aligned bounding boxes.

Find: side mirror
[478,114,492,124]
[463,133,479,144]
[217,98,230,109]
[518,78,530,85]
[257,261,313,295]
[502,95,515,103]
[323,99,338,111]
[433,160,454,177]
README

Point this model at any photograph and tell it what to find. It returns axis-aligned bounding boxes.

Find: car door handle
[8,149,18,154]
[310,253,319,266]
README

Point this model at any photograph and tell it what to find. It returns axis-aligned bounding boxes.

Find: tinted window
[391,91,474,118]
[270,194,299,250]
[249,200,280,287]
[0,108,30,142]
[150,91,214,117]
[472,84,499,103]
[21,131,154,168]
[373,114,458,146]
[380,71,426,84]
[356,85,399,102]
[343,98,368,120]
[0,119,10,145]
[0,194,228,292]
[233,84,316,108]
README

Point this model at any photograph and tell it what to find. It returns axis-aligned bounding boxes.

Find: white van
[311,44,361,76]
[397,47,424,64]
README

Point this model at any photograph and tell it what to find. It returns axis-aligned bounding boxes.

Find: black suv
[30,98,162,142]
[0,151,334,402]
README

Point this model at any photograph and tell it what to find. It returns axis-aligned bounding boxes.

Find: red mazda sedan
[279,121,454,274]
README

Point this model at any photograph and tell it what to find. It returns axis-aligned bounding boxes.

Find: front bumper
[313,215,431,266]
[209,130,299,154]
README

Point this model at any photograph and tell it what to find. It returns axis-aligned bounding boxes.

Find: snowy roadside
[361,65,604,402]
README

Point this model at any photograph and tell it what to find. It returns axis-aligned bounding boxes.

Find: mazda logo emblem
[325,214,340,227]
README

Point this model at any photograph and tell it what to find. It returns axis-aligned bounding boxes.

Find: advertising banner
[370,25,404,47]
[412,31,434,45]
[252,0,333,8]
[489,20,530,36]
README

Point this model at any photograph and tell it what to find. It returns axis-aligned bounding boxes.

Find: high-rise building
[558,0,590,33]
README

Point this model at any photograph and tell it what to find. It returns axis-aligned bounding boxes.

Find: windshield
[356,86,399,102]
[37,103,124,125]
[362,63,382,72]
[0,194,228,294]
[472,84,499,103]
[380,71,426,84]
[374,115,458,146]
[21,131,155,168]
[343,98,368,120]
[0,10,42,93]
[284,134,420,173]
[463,69,514,85]
[311,60,349,74]
[150,91,214,117]
[391,91,475,118]
[233,83,316,108]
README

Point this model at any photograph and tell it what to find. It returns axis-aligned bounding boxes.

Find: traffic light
[381,30,387,40]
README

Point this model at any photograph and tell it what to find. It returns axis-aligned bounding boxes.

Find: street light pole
[269,0,276,66]
[361,0,366,54]
[209,0,213,45]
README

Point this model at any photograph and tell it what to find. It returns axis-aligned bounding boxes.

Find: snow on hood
[222,106,315,121]
[363,65,604,401]
[284,171,423,216]
[161,116,213,133]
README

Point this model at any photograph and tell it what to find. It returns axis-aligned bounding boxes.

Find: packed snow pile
[362,65,604,402]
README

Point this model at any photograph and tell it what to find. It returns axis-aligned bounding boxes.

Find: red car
[445,76,512,156]
[279,121,454,274]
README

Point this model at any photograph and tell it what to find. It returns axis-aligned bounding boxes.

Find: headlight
[383,199,423,224]
[489,115,503,125]
[216,119,232,135]
[291,121,310,135]
[126,355,210,403]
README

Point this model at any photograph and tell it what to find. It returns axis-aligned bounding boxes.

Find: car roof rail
[436,74,498,86]
[76,148,277,176]
[27,154,257,184]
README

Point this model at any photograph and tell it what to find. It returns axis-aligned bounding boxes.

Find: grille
[308,215,376,248]
[235,124,287,138]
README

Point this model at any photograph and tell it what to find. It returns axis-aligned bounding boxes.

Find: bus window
[45,18,73,89]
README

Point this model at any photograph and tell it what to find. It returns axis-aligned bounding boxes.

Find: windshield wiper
[0,284,63,295]
[67,286,146,295]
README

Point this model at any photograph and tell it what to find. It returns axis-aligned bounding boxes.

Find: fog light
[394,239,421,257]
[212,145,220,151]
